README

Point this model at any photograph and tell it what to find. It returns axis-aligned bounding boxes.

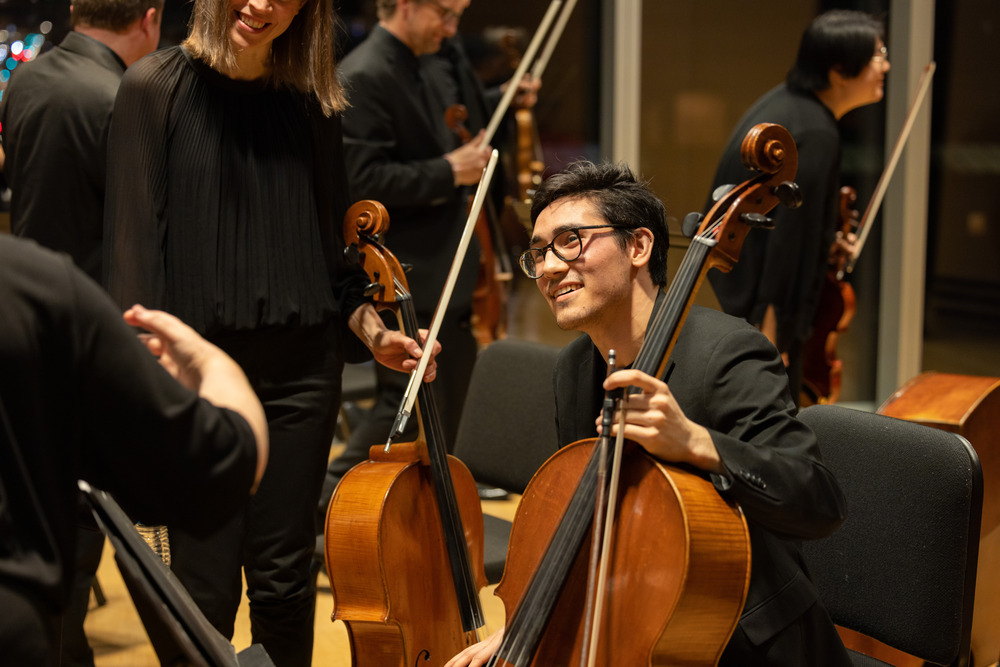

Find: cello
[324,201,488,665]
[800,186,859,406]
[483,123,802,665]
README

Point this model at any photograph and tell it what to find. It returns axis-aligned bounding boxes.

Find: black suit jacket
[553,305,851,666]
[339,26,479,315]
[0,31,126,282]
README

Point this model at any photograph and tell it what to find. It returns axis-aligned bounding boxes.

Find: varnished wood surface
[86,498,517,666]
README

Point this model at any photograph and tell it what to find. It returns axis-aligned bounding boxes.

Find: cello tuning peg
[344,245,360,264]
[681,212,703,239]
[740,212,774,229]
[400,263,413,274]
[773,181,802,210]
[363,282,381,297]
[712,183,736,202]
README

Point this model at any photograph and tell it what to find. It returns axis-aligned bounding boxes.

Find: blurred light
[0,31,8,43]
[10,41,22,57]
[0,46,8,60]
[23,48,34,61]
[40,21,52,35]
[0,71,9,84]
[5,58,17,71]
[31,35,45,49]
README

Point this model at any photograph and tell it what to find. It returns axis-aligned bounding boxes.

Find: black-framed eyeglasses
[518,225,618,279]
[424,0,462,24]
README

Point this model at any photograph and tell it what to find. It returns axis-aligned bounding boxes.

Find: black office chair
[452,338,563,583]
[81,482,273,666]
[799,405,983,667]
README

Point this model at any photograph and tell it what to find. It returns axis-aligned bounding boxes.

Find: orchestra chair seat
[80,481,274,666]
[452,338,562,584]
[799,405,983,667]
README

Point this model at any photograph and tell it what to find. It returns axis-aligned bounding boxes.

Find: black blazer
[553,305,851,666]
[339,26,479,315]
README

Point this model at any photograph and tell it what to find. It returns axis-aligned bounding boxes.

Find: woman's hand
[349,303,440,381]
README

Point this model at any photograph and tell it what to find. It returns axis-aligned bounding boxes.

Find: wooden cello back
[878,371,1000,666]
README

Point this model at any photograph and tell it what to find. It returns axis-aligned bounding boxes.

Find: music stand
[80,481,272,666]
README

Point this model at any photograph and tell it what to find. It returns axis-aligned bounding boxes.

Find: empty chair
[799,404,982,667]
[452,338,563,583]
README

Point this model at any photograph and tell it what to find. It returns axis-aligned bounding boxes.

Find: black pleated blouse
[104,46,366,336]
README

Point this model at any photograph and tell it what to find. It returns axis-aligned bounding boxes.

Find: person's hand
[503,73,541,109]
[123,304,218,391]
[444,130,492,186]
[444,627,504,667]
[828,229,857,273]
[600,369,722,474]
[349,303,439,381]
[370,327,440,381]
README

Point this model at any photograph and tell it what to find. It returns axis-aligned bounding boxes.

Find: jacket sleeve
[697,325,847,540]
[102,56,173,311]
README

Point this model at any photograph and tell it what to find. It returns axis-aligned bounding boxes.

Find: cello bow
[844,61,936,275]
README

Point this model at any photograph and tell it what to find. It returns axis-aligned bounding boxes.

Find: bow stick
[845,61,936,275]
[530,0,578,81]
[386,149,500,448]
[479,0,563,147]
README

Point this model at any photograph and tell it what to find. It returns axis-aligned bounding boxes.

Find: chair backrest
[799,405,983,666]
[453,338,562,494]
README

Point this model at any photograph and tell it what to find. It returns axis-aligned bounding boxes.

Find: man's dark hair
[530,161,670,288]
[70,0,164,31]
[786,10,884,93]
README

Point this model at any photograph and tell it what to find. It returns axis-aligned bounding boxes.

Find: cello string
[397,290,487,631]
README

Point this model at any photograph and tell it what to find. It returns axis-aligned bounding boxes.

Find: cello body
[324,442,487,666]
[495,440,750,665]
[323,200,489,666]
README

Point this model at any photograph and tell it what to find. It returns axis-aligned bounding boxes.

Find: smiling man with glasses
[448,160,851,667]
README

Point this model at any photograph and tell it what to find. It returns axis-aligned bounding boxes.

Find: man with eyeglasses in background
[705,10,890,406]
[447,160,851,667]
[317,0,538,522]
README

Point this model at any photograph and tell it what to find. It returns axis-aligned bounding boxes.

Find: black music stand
[80,481,273,667]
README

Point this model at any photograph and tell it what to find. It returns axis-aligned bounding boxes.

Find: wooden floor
[87,497,519,666]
